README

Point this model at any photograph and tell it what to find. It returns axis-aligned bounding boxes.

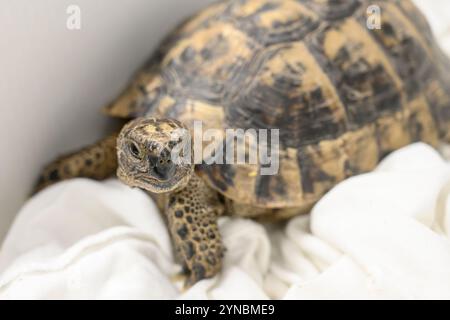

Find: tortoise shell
[105,0,450,209]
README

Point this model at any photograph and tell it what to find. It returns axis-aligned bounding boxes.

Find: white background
[0,0,448,242]
[0,0,215,241]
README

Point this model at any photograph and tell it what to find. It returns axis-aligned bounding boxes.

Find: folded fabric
[0,143,449,299]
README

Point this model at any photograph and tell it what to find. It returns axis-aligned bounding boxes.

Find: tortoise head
[117,117,194,193]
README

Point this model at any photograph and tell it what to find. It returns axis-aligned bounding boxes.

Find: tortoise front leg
[34,133,118,193]
[166,175,225,287]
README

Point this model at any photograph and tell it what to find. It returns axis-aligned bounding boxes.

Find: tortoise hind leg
[34,133,118,193]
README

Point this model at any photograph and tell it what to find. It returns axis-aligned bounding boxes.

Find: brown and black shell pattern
[105,0,450,211]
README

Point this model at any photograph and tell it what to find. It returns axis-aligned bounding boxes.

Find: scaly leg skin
[34,133,118,193]
[166,174,225,288]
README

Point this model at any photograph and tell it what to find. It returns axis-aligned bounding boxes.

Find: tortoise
[36,0,450,286]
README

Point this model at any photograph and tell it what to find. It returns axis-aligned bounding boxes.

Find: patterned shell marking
[105,0,450,209]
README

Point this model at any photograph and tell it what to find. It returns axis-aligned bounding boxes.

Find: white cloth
[1,143,450,299]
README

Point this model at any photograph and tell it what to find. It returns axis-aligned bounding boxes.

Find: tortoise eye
[129,142,142,159]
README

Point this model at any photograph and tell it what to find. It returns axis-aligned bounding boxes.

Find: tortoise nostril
[153,161,176,181]
[148,152,175,181]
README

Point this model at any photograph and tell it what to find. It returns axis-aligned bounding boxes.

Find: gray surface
[0,0,214,241]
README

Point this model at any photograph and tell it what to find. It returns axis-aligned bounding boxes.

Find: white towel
[1,143,450,299]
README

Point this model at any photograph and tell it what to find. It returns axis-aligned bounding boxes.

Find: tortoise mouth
[132,173,180,193]
[117,158,183,191]
[117,166,192,194]
[143,176,170,183]
[140,175,174,186]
